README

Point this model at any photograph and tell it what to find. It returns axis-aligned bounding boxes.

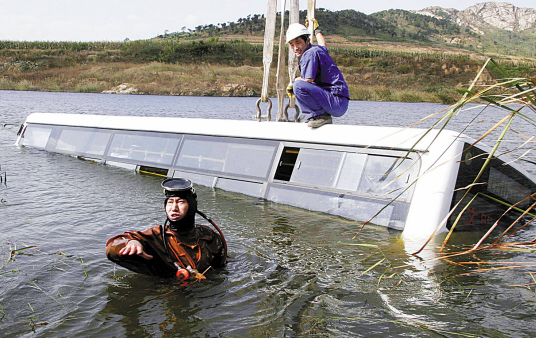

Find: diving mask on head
[162,178,196,199]
[162,178,197,231]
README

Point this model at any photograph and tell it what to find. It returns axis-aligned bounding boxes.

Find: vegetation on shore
[2,38,535,103]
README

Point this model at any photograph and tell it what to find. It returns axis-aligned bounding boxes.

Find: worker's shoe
[307,113,332,128]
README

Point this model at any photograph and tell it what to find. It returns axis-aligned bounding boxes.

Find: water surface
[1,90,536,337]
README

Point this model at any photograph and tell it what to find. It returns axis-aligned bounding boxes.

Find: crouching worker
[106,178,227,280]
[286,20,350,128]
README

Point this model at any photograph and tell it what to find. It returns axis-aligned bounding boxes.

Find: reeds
[349,57,536,291]
[386,58,536,284]
[339,242,405,288]
[0,162,6,184]
[1,243,89,331]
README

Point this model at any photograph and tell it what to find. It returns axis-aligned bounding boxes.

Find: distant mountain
[414,2,536,34]
[407,2,536,57]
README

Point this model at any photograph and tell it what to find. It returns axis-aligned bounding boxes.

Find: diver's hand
[119,240,153,260]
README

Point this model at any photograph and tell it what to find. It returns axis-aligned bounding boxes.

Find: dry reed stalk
[376,58,536,286]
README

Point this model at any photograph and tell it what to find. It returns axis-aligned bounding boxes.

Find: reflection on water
[1,91,536,337]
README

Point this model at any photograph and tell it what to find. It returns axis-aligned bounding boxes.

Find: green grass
[1,39,535,103]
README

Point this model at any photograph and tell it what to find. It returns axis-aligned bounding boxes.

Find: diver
[106,178,227,280]
[286,19,350,128]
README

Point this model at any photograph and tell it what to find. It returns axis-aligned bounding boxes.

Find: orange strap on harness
[165,231,198,269]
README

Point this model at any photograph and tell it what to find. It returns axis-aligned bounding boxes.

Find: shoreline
[2,40,533,104]
[0,61,464,104]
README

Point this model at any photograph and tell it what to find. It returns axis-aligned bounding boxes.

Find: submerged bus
[16,113,536,239]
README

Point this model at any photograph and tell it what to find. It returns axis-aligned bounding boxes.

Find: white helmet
[285,23,309,43]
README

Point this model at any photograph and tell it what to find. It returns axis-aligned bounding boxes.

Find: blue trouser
[294,80,349,119]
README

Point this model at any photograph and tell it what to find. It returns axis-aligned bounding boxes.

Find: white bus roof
[24,112,469,152]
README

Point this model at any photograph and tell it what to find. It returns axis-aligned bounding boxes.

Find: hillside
[1,2,535,103]
[180,3,536,59]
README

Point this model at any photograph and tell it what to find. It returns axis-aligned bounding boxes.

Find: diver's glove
[286,82,295,99]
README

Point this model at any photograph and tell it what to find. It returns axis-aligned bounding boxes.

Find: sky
[1,0,535,42]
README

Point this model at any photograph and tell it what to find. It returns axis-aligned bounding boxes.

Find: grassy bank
[0,62,263,97]
[1,39,535,103]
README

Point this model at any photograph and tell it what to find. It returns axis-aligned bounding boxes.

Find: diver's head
[161,178,198,231]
